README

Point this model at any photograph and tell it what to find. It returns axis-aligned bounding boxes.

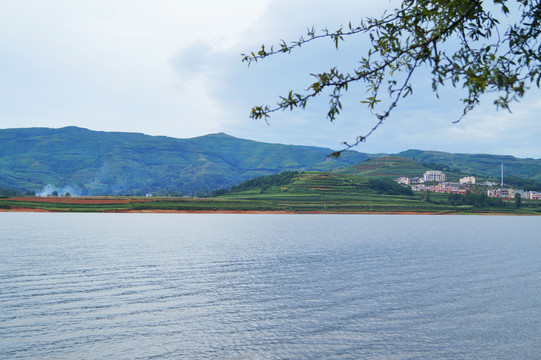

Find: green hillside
[3,171,541,214]
[398,150,541,180]
[334,156,428,178]
[2,127,540,197]
[206,171,423,213]
[333,156,465,183]
[334,154,541,184]
[0,127,367,195]
[206,171,539,214]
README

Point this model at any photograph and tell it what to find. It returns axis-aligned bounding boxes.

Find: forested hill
[397,150,541,180]
[1,127,540,196]
[335,154,541,184]
[0,127,368,195]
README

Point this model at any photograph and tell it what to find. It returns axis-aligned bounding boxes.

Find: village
[396,170,541,200]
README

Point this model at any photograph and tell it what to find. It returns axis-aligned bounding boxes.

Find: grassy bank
[2,182,541,216]
[3,172,540,215]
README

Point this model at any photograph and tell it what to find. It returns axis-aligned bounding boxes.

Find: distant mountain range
[1,127,540,196]
[0,127,368,195]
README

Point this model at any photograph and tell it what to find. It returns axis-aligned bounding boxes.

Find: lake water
[0,213,540,359]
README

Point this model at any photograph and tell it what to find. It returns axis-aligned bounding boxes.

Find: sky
[1,0,540,158]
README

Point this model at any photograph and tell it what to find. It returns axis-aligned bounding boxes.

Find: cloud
[200,0,541,157]
[0,0,539,158]
[163,1,401,144]
[442,97,541,157]
[170,40,214,78]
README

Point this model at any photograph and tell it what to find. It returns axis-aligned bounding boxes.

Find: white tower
[501,163,504,187]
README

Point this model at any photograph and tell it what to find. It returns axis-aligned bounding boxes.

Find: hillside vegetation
[204,171,539,214]
[4,171,540,214]
[0,127,367,195]
[208,172,436,213]
[334,156,427,178]
[398,150,541,180]
[1,127,540,196]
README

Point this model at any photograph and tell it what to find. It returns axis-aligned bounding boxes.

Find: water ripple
[1,213,540,359]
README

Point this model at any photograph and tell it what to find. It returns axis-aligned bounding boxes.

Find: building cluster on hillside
[396,170,449,185]
[396,170,541,200]
[412,183,467,194]
[487,188,541,200]
[423,170,446,182]
[396,171,469,194]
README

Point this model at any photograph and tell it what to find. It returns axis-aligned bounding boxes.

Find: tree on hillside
[244,0,541,156]
[515,192,522,207]
[368,177,414,195]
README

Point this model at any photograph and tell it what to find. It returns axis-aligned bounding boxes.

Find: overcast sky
[1,0,540,158]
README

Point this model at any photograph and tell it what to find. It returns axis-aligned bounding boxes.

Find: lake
[0,213,540,359]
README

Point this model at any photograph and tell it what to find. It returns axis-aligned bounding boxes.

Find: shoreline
[0,207,520,215]
[1,197,537,215]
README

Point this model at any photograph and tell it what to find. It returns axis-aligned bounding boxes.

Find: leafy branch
[243,0,541,155]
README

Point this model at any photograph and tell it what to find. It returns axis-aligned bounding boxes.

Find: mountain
[0,127,368,195]
[2,127,540,196]
[334,152,541,182]
[333,156,472,183]
[334,156,429,178]
[397,150,541,180]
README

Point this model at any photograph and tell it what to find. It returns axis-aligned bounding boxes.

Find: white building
[530,191,541,200]
[510,189,530,199]
[396,177,410,185]
[423,170,446,183]
[459,176,476,185]
[481,181,497,187]
[488,188,541,200]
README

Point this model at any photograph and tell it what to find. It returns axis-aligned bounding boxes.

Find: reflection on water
[1,213,540,359]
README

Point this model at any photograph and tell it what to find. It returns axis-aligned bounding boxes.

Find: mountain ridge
[0,127,369,195]
[1,127,540,195]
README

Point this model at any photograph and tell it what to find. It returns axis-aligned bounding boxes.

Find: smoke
[36,184,82,197]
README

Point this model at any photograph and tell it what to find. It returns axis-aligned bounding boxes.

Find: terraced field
[2,172,540,215]
[216,172,516,214]
[334,156,427,178]
[334,156,495,183]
